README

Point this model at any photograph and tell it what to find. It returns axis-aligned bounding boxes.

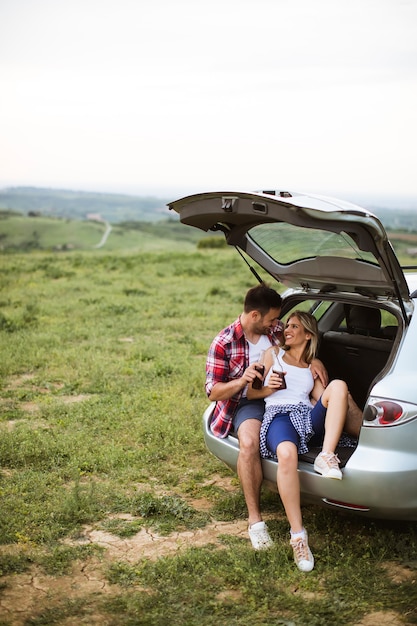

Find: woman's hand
[248,369,287,399]
[268,370,287,390]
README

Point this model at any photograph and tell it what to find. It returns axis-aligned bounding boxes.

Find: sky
[1,0,417,205]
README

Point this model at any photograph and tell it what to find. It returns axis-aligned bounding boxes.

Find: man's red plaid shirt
[205,317,284,438]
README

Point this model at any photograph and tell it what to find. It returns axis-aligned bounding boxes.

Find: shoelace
[321,452,340,468]
[291,538,310,563]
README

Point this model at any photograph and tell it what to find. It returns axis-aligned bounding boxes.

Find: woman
[247,310,349,573]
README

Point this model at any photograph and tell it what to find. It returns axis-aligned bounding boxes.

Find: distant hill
[1,186,417,232]
[369,206,417,231]
[1,186,417,230]
[0,187,173,223]
[0,211,215,252]
[1,210,416,262]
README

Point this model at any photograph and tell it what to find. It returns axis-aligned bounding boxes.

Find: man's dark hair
[243,284,282,316]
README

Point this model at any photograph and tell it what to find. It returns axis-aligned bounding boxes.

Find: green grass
[0,248,416,625]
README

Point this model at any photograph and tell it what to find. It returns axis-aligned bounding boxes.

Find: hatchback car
[169,190,417,521]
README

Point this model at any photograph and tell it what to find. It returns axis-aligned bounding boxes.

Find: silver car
[169,190,417,521]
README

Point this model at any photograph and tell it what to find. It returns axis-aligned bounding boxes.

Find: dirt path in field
[0,473,257,626]
[0,498,414,626]
[0,510,250,625]
[93,220,112,248]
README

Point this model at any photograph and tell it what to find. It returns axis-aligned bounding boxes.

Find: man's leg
[234,400,272,549]
[344,393,363,438]
[236,418,263,526]
[320,379,348,453]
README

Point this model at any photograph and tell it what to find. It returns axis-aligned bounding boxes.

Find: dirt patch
[5,373,36,389]
[215,589,244,603]
[4,373,91,405]
[2,397,91,432]
[2,417,51,430]
[2,373,92,422]
[4,374,64,394]
[67,518,249,562]
[19,402,41,414]
[0,475,246,624]
[202,472,240,492]
[0,557,125,626]
[354,610,405,625]
[1,376,92,426]
[59,394,92,404]
[381,561,417,584]
[0,515,248,626]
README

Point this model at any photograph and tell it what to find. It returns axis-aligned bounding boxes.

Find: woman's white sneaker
[290,534,314,572]
[314,451,343,480]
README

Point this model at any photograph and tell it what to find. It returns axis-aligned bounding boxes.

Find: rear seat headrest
[345,305,381,336]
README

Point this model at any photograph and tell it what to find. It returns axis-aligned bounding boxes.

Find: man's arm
[209,377,247,401]
[310,358,328,387]
[208,364,266,401]
[310,376,326,403]
[206,338,263,401]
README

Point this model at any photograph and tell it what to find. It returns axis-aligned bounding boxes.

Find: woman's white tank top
[264,348,314,409]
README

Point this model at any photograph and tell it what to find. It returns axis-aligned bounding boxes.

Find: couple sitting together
[206,284,361,573]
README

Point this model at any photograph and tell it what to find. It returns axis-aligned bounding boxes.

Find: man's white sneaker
[314,451,343,480]
[290,534,314,572]
[248,521,273,550]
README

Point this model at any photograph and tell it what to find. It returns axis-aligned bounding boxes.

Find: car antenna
[234,246,264,284]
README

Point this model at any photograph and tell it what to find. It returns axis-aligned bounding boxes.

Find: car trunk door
[169,190,411,320]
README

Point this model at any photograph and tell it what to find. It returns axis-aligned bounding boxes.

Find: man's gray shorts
[233,398,265,433]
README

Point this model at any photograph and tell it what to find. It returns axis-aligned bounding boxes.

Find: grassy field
[0,212,211,252]
[0,247,416,626]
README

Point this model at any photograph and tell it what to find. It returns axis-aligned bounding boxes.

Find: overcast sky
[1,0,417,203]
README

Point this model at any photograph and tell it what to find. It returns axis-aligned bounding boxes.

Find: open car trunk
[169,190,412,321]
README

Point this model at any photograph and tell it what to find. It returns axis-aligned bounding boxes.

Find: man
[205,284,328,550]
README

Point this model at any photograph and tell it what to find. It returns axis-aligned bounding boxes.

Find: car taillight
[376,401,403,424]
[363,398,417,427]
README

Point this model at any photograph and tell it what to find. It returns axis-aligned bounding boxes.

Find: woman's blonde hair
[282,310,319,364]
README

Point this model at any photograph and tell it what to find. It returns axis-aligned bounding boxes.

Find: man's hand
[311,358,328,387]
[209,363,263,401]
[242,362,265,388]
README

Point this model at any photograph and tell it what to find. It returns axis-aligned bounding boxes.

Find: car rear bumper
[202,405,417,521]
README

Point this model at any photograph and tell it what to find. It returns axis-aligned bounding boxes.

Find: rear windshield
[248,223,377,265]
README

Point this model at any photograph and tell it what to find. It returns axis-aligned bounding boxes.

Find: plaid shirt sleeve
[205,321,247,438]
[205,337,229,398]
[269,320,285,346]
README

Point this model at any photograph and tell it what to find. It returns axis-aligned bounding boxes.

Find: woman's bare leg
[276,441,303,532]
[277,440,314,572]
